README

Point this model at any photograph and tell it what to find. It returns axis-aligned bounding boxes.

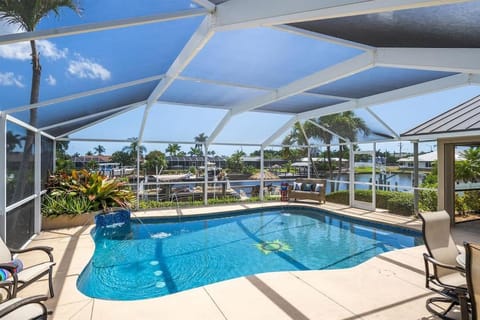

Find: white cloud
[46,74,56,86]
[0,72,24,87]
[0,19,23,35]
[67,55,111,80]
[0,40,67,61]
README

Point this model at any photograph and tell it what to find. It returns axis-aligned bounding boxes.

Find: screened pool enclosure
[2,0,480,247]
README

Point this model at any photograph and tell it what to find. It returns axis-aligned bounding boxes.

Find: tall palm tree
[93,145,105,156]
[6,131,24,152]
[166,143,181,156]
[194,132,208,156]
[281,122,308,161]
[330,111,370,173]
[122,137,147,159]
[1,0,81,199]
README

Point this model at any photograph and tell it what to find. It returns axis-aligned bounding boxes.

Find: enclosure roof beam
[376,48,480,73]
[298,73,471,120]
[214,0,469,31]
[262,116,298,148]
[5,75,163,114]
[230,52,374,117]
[192,0,216,12]
[56,101,146,139]
[206,52,374,146]
[307,119,348,142]
[39,103,139,131]
[365,107,400,139]
[139,15,215,143]
[0,9,207,45]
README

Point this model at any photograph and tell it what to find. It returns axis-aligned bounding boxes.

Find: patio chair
[419,211,467,320]
[0,295,48,319]
[0,238,55,298]
[464,242,480,320]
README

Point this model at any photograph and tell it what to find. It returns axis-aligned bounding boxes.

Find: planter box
[41,212,97,230]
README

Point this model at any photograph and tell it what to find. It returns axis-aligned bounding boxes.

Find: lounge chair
[463,242,480,320]
[419,210,467,320]
[0,295,48,319]
[0,238,55,298]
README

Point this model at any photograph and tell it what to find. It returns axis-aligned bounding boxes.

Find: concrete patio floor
[17,202,480,319]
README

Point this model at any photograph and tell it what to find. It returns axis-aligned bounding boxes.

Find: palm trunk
[12,40,41,203]
[337,145,344,191]
[327,146,334,192]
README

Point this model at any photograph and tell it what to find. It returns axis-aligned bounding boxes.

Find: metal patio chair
[419,211,467,320]
[463,242,480,320]
[0,295,48,319]
[0,238,55,298]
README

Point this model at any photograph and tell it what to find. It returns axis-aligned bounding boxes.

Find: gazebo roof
[401,95,480,140]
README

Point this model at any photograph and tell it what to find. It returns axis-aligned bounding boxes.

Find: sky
[1,1,480,158]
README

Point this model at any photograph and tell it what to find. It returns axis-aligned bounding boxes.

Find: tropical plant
[1,0,81,200]
[93,145,106,156]
[166,143,181,156]
[43,169,135,214]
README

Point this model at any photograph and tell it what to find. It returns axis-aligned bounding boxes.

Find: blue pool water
[77,207,422,300]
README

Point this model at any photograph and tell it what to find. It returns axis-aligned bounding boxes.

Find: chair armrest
[423,253,465,273]
[0,262,17,274]
[0,295,48,318]
[10,246,54,262]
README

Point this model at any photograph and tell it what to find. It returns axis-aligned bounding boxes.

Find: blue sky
[1,1,480,157]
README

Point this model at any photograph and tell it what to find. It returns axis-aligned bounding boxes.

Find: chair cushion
[294,182,302,190]
[438,271,467,288]
[1,297,45,320]
[17,262,55,283]
[302,183,311,191]
[314,184,322,192]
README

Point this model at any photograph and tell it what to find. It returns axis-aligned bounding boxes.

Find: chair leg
[48,269,54,298]
[426,296,459,320]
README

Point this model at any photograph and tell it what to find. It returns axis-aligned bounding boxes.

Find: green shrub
[326,190,349,205]
[419,189,438,212]
[387,193,414,216]
[42,194,93,217]
[327,189,415,216]
[463,190,480,213]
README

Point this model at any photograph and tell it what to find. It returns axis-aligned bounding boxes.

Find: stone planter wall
[41,212,97,230]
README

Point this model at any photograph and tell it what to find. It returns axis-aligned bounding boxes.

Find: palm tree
[122,137,147,159]
[281,122,308,161]
[456,147,480,183]
[93,145,106,156]
[166,143,181,156]
[1,0,81,199]
[145,150,167,173]
[329,111,370,173]
[194,133,208,156]
[6,131,24,152]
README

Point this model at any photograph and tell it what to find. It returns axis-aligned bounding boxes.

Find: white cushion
[1,297,45,320]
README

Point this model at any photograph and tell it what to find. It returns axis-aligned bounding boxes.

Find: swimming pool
[77,207,422,300]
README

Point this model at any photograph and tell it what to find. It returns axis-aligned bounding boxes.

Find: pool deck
[18,202,480,319]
